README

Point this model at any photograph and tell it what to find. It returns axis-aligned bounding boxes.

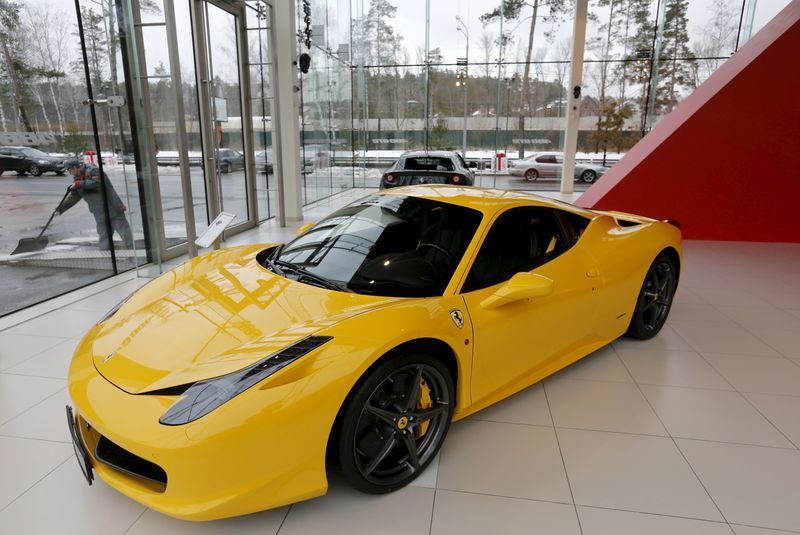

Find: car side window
[463,208,571,292]
[536,155,555,164]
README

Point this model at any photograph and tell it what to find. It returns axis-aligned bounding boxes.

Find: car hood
[88,245,400,394]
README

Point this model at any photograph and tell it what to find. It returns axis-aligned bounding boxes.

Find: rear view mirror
[480,272,554,310]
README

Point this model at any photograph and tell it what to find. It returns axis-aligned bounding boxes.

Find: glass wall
[0,0,152,316]
[296,0,355,203]
[347,0,791,190]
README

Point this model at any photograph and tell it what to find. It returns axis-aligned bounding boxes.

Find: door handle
[586,267,600,278]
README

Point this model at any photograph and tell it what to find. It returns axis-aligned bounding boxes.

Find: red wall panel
[576,0,800,242]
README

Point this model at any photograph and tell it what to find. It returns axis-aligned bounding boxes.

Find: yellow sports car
[66,186,681,520]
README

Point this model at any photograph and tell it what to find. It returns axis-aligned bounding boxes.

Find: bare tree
[23,4,71,138]
[692,0,738,85]
[478,30,495,79]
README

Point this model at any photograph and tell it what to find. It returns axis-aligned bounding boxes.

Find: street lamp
[456,15,469,158]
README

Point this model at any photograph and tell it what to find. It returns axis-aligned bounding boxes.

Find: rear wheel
[220,161,232,174]
[580,169,597,183]
[626,254,677,339]
[29,165,43,177]
[337,353,454,494]
[524,169,538,182]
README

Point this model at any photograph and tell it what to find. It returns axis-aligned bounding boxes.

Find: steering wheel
[417,243,453,264]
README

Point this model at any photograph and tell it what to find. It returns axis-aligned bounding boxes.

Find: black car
[380,150,476,189]
[218,148,245,174]
[0,146,65,176]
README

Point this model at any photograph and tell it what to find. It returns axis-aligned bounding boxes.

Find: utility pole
[456,16,469,158]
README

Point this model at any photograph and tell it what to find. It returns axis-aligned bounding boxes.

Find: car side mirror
[296,222,315,236]
[469,161,477,169]
[480,272,554,310]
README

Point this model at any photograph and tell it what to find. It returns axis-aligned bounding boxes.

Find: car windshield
[21,148,48,158]
[268,194,483,297]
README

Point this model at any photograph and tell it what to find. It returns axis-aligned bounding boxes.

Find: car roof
[400,151,460,158]
[375,185,597,218]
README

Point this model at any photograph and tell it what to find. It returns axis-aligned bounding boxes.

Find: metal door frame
[191,0,259,245]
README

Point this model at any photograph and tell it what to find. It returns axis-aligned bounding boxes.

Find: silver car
[508,152,608,183]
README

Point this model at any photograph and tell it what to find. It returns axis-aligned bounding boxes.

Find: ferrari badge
[449,309,464,329]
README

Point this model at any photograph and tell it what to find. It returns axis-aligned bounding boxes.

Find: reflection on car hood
[88,245,400,394]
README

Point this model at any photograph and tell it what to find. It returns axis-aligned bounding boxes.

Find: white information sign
[195,212,236,248]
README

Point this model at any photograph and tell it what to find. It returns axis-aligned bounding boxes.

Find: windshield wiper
[262,244,286,276]
[274,260,351,292]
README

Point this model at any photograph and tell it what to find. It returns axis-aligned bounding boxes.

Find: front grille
[95,435,167,487]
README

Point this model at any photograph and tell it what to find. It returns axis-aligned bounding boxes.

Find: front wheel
[580,169,597,183]
[524,169,538,182]
[337,353,454,494]
[220,162,232,174]
[29,165,42,177]
[626,254,677,339]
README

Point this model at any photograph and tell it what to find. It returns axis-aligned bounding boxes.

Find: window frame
[459,205,577,294]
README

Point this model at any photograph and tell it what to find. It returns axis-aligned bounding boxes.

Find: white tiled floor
[1,193,800,534]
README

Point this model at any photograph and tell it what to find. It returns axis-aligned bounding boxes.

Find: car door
[0,148,23,172]
[535,154,557,177]
[460,206,600,405]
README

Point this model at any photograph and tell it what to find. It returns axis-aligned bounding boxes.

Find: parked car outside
[0,146,65,176]
[256,148,314,174]
[508,152,608,183]
[380,150,476,189]
[217,148,245,174]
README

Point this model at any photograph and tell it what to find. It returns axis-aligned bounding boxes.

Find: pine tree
[656,0,696,114]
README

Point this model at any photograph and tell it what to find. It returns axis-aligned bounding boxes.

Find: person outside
[54,159,134,250]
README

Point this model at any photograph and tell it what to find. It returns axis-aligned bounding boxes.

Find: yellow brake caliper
[415,378,433,438]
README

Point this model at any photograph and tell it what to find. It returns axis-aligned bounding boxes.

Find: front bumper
[67,337,336,520]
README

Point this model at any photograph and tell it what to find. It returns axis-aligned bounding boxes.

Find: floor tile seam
[543,375,635,386]
[0,454,72,515]
[431,486,575,507]
[574,503,737,527]
[692,351,800,450]
[708,301,800,361]
[614,348,732,525]
[632,381,736,393]
[121,507,148,535]
[0,274,138,334]
[0,385,67,428]
[273,501,293,534]
[0,337,67,372]
[0,370,68,381]
[431,487,736,526]
[427,488,438,535]
[667,320,784,359]
[0,433,71,446]
[666,435,799,452]
[541,380,584,535]
[728,522,800,534]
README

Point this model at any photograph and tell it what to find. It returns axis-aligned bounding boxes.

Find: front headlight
[38,159,48,164]
[159,335,333,425]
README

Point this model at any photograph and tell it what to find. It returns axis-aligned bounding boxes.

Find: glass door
[194,0,254,232]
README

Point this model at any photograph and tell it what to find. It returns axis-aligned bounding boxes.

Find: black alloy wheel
[221,162,232,174]
[580,169,597,183]
[29,165,43,177]
[338,353,454,494]
[524,168,538,182]
[626,254,677,339]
